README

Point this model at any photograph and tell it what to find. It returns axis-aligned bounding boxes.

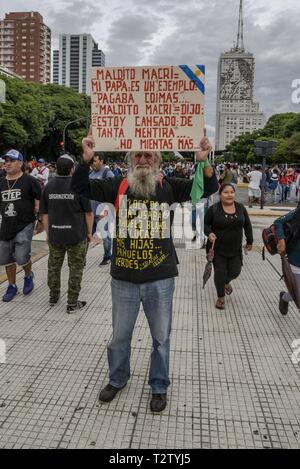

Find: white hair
[125,151,162,199]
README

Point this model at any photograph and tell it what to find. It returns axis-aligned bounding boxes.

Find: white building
[53,33,105,95]
[0,64,22,79]
[215,1,265,151]
[52,49,59,84]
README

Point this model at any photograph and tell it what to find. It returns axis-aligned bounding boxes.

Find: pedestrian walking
[267,169,279,203]
[247,165,262,207]
[231,165,239,191]
[31,158,49,188]
[112,163,122,178]
[219,163,234,185]
[274,207,300,315]
[89,152,114,266]
[0,149,41,302]
[296,171,300,201]
[71,128,218,413]
[40,154,93,312]
[279,170,289,203]
[0,158,5,179]
[204,184,253,310]
[286,168,296,201]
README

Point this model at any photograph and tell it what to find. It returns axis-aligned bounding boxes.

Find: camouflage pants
[48,241,87,304]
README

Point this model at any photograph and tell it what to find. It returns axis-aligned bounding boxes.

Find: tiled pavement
[0,213,300,449]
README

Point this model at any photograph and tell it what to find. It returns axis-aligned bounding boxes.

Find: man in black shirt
[71,130,218,412]
[0,158,5,179]
[0,149,41,302]
[40,154,93,313]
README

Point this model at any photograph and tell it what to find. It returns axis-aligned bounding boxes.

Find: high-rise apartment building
[52,49,59,84]
[53,33,105,95]
[215,1,265,151]
[0,11,51,84]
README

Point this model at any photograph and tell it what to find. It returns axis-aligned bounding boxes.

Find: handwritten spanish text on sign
[91,65,205,151]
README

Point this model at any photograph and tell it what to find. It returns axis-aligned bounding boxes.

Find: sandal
[224,284,233,295]
[215,298,225,310]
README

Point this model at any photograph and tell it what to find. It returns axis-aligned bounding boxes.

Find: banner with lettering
[91,65,205,152]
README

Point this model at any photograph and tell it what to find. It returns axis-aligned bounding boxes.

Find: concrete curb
[246,206,293,217]
[0,251,48,285]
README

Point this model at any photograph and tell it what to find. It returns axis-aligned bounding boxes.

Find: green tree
[226,113,300,165]
[0,76,90,160]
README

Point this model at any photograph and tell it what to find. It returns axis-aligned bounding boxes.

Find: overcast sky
[1,0,299,138]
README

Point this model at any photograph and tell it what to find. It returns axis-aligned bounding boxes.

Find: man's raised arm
[71,127,95,198]
[71,128,119,204]
[195,128,214,178]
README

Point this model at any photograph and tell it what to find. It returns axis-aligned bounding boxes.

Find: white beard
[127,166,160,199]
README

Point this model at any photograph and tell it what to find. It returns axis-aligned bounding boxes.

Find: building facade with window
[53,33,105,95]
[0,11,51,84]
[215,1,265,151]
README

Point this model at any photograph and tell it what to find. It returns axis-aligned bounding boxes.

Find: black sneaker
[99,383,126,402]
[191,235,197,242]
[66,300,87,314]
[49,297,59,307]
[99,258,111,266]
[150,393,167,413]
[279,291,289,316]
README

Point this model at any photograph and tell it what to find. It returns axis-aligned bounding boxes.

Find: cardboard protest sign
[91,65,205,151]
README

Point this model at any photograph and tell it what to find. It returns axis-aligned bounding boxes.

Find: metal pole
[260,152,266,210]
[63,117,88,152]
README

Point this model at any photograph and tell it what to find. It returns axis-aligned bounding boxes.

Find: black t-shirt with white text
[40,176,92,245]
[0,174,41,241]
[71,164,219,283]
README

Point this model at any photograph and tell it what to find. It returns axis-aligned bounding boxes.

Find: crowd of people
[0,140,299,413]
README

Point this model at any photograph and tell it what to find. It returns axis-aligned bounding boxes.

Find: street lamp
[253,140,277,210]
[63,117,89,152]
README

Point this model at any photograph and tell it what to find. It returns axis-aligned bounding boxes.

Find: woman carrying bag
[204,184,253,310]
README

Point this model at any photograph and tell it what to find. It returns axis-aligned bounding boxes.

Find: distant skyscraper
[52,49,59,84]
[215,0,265,151]
[53,33,105,94]
[0,11,51,84]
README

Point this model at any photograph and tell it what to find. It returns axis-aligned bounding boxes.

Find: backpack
[262,208,300,260]
[102,167,109,179]
[262,225,279,257]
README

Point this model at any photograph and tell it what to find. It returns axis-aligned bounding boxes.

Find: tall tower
[55,34,105,95]
[215,0,265,151]
[235,0,245,52]
[52,49,59,84]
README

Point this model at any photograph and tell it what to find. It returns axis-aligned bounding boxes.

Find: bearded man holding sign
[71,127,218,412]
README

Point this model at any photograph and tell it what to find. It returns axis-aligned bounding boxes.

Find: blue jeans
[0,222,35,266]
[191,199,210,237]
[108,277,175,393]
[280,184,288,201]
[95,218,112,260]
[102,222,112,260]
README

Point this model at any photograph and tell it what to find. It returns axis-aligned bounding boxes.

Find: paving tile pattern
[0,218,300,448]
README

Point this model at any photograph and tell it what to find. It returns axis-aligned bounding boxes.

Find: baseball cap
[56,153,76,173]
[58,153,75,164]
[37,158,46,164]
[3,149,23,161]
